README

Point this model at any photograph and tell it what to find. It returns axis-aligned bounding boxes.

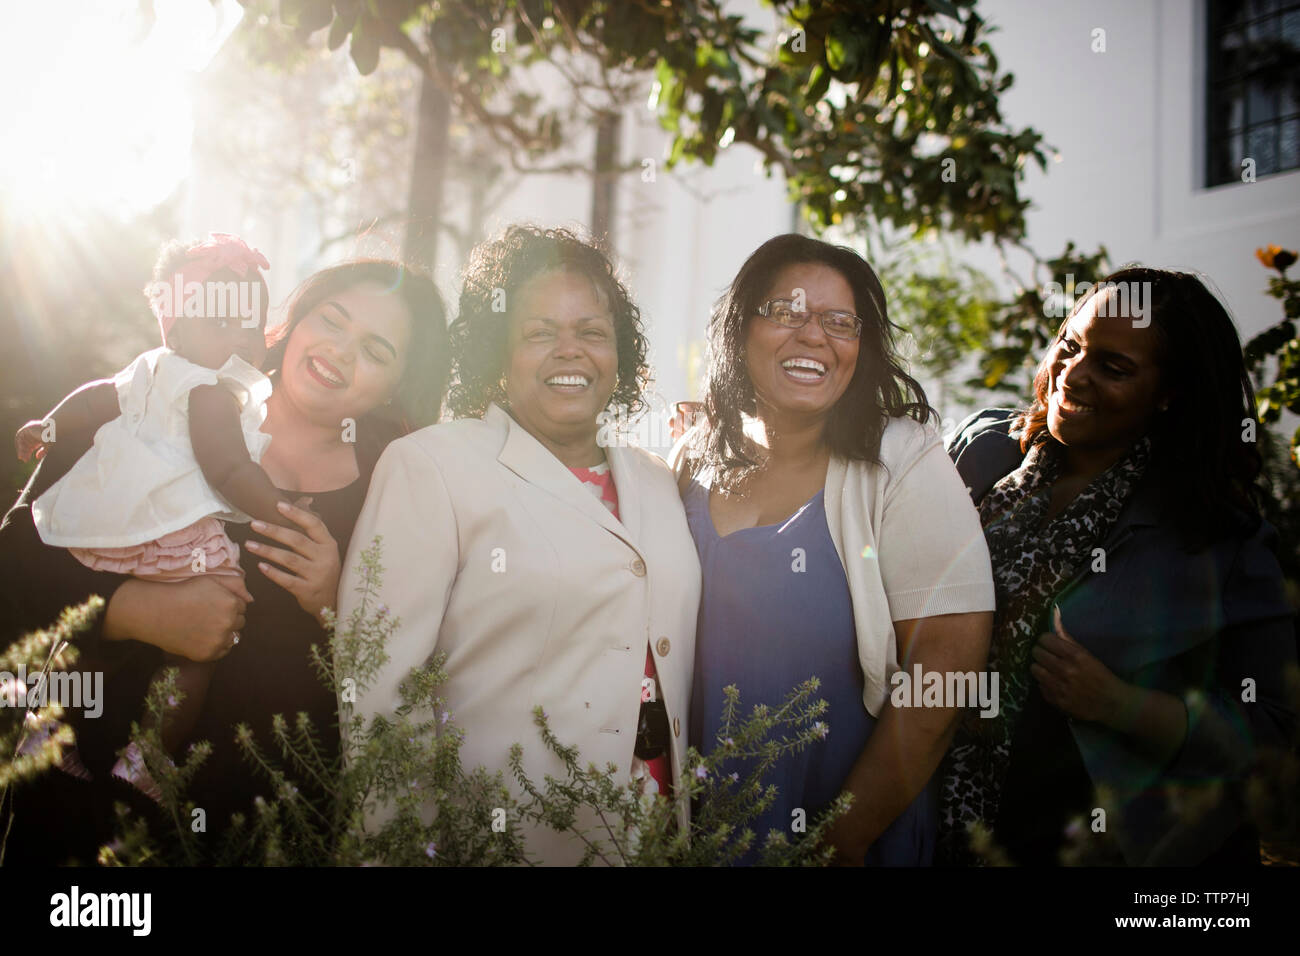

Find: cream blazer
[338,404,701,865]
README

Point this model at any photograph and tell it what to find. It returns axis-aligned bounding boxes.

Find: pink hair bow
[182,233,271,284]
[147,233,271,338]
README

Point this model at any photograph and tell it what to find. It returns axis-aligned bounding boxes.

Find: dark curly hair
[691,233,934,490]
[265,260,449,434]
[447,224,651,419]
[1014,267,1262,548]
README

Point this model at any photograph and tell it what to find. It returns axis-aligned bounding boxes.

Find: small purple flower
[440,710,452,725]
[813,721,828,739]
[723,737,734,748]
[167,695,178,708]
[695,766,708,780]
[729,772,739,783]
[425,842,437,859]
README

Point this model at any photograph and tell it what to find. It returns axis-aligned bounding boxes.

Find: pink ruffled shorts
[69,516,242,581]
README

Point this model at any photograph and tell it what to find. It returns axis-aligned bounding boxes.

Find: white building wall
[978,0,1300,337]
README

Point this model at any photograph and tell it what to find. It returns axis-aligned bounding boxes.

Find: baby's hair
[150,238,196,287]
[145,235,270,296]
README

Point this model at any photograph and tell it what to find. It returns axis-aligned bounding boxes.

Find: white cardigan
[677,415,994,718]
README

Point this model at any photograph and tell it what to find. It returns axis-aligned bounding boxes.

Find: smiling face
[744,262,861,427]
[1044,289,1168,465]
[278,280,413,423]
[503,267,618,452]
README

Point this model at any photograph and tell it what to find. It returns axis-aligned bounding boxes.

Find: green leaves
[0,597,102,855]
[280,0,334,39]
[244,0,1044,246]
[824,31,853,73]
[1249,256,1300,463]
[923,0,962,18]
[327,12,353,51]
[1245,320,1297,374]
[349,15,381,76]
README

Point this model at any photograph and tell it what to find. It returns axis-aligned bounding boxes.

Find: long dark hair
[447,224,651,419]
[694,234,933,489]
[265,260,449,435]
[1015,266,1263,546]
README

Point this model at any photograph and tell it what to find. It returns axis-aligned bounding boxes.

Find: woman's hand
[246,498,340,624]
[1030,606,1126,723]
[104,574,251,662]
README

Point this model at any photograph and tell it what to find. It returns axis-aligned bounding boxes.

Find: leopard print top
[936,433,1150,864]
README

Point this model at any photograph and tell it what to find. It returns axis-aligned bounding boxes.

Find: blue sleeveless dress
[684,476,936,865]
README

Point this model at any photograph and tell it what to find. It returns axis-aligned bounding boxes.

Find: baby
[16,233,296,799]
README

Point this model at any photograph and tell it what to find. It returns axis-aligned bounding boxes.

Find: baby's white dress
[33,346,273,549]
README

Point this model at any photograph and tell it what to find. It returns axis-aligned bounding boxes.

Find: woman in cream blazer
[337,227,700,865]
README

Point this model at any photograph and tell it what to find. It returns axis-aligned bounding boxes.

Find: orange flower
[1256,244,1298,273]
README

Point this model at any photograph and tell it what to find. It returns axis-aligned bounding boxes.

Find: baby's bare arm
[188,384,291,528]
[15,380,119,461]
[48,380,120,430]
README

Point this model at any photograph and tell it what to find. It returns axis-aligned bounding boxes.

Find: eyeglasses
[756,299,862,340]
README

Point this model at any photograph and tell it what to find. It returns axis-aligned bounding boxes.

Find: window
[1206,0,1300,186]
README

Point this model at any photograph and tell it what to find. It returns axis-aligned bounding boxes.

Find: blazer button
[630,558,646,577]
[673,717,680,737]
[656,637,670,657]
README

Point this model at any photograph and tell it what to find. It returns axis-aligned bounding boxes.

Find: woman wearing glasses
[673,234,994,865]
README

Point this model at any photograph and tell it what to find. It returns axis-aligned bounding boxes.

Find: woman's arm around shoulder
[667,423,704,498]
[944,407,1020,458]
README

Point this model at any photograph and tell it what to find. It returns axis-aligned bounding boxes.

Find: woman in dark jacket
[1,260,448,864]
[938,267,1297,866]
